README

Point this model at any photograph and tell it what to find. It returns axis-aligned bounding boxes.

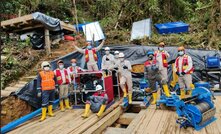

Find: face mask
[115,55,119,59]
[159,47,164,51]
[120,58,124,62]
[87,45,92,50]
[105,51,110,55]
[148,55,153,60]
[72,63,76,67]
[178,51,184,56]
[59,65,64,69]
[44,67,50,71]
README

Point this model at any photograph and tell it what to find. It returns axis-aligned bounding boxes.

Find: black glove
[176,72,180,76]
[114,67,118,70]
[106,57,109,61]
[181,72,186,75]
[151,65,158,71]
[123,66,128,69]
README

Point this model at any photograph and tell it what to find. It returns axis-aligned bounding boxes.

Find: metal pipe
[1,99,59,134]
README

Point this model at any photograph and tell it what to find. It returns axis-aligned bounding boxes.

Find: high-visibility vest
[93,91,106,97]
[39,71,55,90]
[55,69,70,85]
[69,66,81,80]
[85,49,98,62]
[154,50,168,67]
[175,54,194,74]
[144,60,157,66]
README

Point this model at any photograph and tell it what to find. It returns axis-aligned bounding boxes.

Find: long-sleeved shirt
[174,55,193,73]
[155,50,170,70]
[37,70,57,90]
[74,40,105,65]
[144,60,160,80]
[101,54,115,70]
[117,60,132,77]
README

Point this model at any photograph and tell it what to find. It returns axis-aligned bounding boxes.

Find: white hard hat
[119,52,125,58]
[114,51,119,54]
[96,85,103,91]
[104,47,110,51]
[41,61,50,69]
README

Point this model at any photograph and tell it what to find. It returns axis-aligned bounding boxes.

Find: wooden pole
[73,0,79,33]
[44,28,51,55]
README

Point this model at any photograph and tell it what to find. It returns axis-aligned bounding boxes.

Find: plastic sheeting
[15,45,221,109]
[131,19,151,40]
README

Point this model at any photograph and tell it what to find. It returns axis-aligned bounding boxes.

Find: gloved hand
[37,90,41,97]
[151,65,158,71]
[181,72,186,75]
[123,66,128,69]
[176,72,180,76]
[114,67,118,70]
[106,57,109,61]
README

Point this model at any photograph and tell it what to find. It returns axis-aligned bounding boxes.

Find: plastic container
[206,56,220,68]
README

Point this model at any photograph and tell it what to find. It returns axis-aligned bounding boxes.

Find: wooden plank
[60,21,76,32]
[1,14,33,26]
[82,107,123,134]
[4,87,18,92]
[14,24,43,32]
[116,113,137,125]
[104,127,125,134]
[18,81,28,84]
[23,76,36,79]
[1,90,12,97]
[155,110,172,134]
[44,28,51,55]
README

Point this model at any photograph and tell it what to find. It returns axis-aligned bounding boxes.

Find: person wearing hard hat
[113,51,120,68]
[73,40,105,71]
[54,60,71,111]
[174,46,194,99]
[101,47,115,76]
[154,42,170,85]
[115,52,133,104]
[144,51,163,104]
[82,85,108,118]
[37,61,57,121]
[67,59,85,92]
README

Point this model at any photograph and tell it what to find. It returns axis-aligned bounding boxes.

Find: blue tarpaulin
[154,21,189,34]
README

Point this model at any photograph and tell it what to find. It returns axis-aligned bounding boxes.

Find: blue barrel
[195,82,210,89]
[206,56,220,68]
[140,79,149,90]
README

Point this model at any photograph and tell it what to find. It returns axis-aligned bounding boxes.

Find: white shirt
[101,54,115,69]
[118,60,132,77]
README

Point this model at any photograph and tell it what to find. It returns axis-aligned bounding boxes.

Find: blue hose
[1,99,59,134]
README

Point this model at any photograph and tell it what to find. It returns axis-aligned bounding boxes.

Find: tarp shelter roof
[14,45,221,109]
[1,12,76,33]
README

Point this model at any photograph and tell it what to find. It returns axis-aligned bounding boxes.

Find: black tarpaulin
[15,45,221,109]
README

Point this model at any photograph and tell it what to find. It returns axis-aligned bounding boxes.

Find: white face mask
[159,47,164,51]
[105,51,110,55]
[72,63,76,67]
[44,67,50,71]
[120,58,124,62]
[178,51,184,56]
[115,55,119,59]
[59,65,64,69]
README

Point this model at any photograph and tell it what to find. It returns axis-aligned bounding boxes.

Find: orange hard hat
[57,60,64,64]
[86,42,91,46]
[71,59,77,63]
[178,46,185,51]
[159,42,165,47]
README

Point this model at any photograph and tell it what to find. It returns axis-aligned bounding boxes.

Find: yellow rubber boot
[60,100,65,112]
[39,107,47,122]
[82,103,90,118]
[170,63,179,88]
[128,94,132,104]
[151,92,157,105]
[163,84,171,97]
[48,105,55,117]
[180,89,185,99]
[97,105,106,117]
[65,99,72,109]
[123,88,127,97]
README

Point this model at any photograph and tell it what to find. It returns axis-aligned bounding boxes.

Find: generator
[175,87,216,130]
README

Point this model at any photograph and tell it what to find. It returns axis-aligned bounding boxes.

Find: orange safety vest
[154,50,168,67]
[85,49,98,62]
[175,54,194,74]
[39,71,55,90]
[55,69,70,85]
[144,60,157,66]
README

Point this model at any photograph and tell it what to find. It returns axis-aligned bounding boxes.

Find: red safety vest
[85,49,98,62]
[144,60,157,66]
[154,50,168,67]
[93,91,106,97]
[55,69,70,85]
[69,66,81,80]
[175,54,194,74]
[39,71,55,90]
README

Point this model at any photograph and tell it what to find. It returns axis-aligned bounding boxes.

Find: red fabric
[104,75,114,103]
[64,35,75,41]
[93,92,106,97]
[154,51,168,67]
[55,69,70,85]
[144,60,157,66]
[69,67,81,83]
[85,49,98,62]
[175,55,194,74]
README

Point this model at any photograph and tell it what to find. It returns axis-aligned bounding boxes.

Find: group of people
[37,40,194,121]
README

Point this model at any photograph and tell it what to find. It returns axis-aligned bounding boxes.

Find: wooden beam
[116,113,137,125]
[82,107,123,134]
[60,21,76,32]
[104,127,125,134]
[44,28,51,55]
[1,14,33,27]
[13,24,43,32]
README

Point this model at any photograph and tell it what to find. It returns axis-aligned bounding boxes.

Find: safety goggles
[43,65,50,68]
